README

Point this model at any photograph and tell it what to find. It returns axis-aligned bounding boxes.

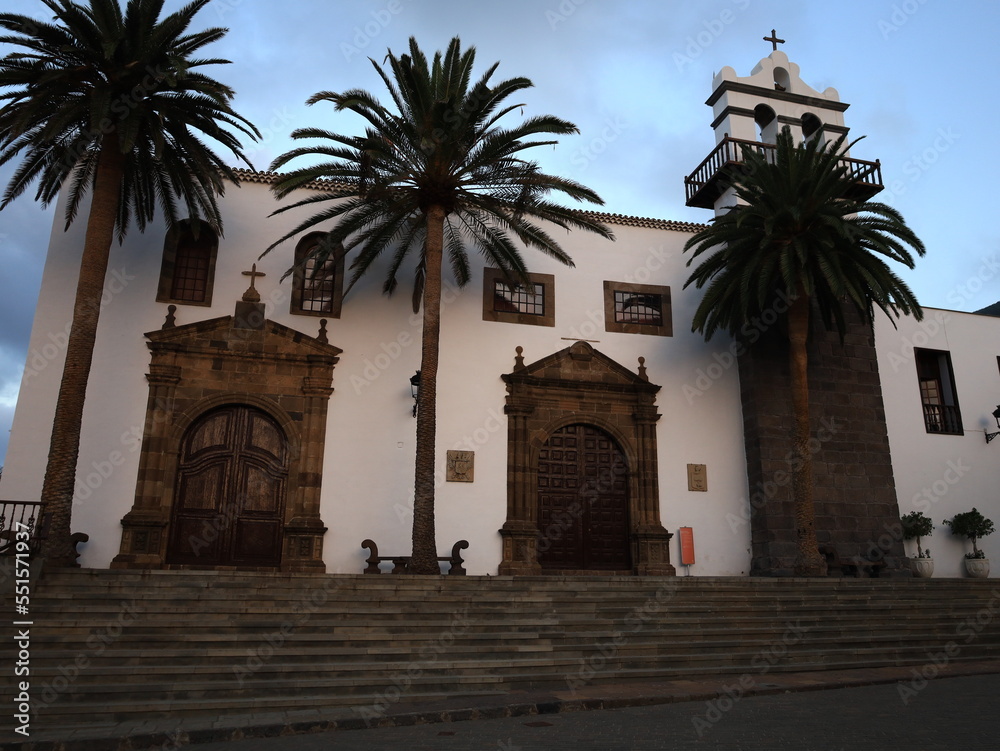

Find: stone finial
[241,264,265,303]
[162,304,177,330]
[568,340,594,361]
[235,264,267,330]
[317,318,328,344]
[514,346,525,371]
[638,356,648,381]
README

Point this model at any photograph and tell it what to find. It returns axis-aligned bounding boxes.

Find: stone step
[27,571,999,594]
[13,609,993,632]
[23,639,1000,684]
[14,571,1000,733]
[30,651,997,724]
[26,589,991,604]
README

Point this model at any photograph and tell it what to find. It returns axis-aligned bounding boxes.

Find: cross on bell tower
[763,29,785,51]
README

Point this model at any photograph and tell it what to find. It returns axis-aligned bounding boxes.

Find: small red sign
[679,527,695,566]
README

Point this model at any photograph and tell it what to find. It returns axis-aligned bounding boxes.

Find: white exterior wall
[1,180,754,576]
[875,309,1000,576]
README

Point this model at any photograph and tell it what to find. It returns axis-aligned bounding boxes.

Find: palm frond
[685,125,925,341]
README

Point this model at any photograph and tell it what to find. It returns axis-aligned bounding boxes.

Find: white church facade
[2,49,999,579]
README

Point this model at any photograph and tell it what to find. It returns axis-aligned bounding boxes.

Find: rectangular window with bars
[613,291,663,325]
[603,281,672,336]
[493,280,545,316]
[482,268,555,327]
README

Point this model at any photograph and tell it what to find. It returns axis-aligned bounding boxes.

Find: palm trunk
[788,291,826,577]
[39,136,125,566]
[409,204,445,574]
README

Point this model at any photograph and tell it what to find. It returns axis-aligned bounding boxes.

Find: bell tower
[682,37,908,577]
[684,34,883,214]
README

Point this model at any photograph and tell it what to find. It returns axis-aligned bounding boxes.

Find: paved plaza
[187,672,998,751]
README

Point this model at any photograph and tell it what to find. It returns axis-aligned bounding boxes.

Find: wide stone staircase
[4,569,1000,741]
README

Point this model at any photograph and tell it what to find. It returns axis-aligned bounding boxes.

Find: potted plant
[943,508,995,578]
[901,511,934,578]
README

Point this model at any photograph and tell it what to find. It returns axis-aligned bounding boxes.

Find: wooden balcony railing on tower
[684,136,883,209]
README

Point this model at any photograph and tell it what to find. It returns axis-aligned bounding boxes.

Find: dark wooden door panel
[168,405,287,567]
[537,424,630,571]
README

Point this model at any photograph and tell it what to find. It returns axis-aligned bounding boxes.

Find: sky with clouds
[1,0,998,467]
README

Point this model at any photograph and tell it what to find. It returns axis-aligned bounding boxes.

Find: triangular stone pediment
[504,341,658,393]
[146,315,342,359]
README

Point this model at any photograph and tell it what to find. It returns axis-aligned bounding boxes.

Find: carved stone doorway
[166,405,288,567]
[112,306,339,573]
[498,341,675,576]
[537,423,631,571]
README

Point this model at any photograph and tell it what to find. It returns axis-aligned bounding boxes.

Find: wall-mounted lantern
[410,371,421,418]
[986,405,1000,444]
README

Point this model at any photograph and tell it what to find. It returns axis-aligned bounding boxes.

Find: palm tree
[0,0,258,566]
[683,126,925,576]
[266,37,612,574]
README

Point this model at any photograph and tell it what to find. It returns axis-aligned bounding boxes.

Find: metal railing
[922,404,963,435]
[0,501,45,556]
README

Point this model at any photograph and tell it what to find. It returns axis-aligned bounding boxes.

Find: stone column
[281,355,335,573]
[112,360,179,569]
[499,402,541,575]
[631,405,675,576]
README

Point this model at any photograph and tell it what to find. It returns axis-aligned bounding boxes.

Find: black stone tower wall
[737,307,909,576]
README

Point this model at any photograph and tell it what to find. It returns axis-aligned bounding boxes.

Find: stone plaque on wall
[687,463,707,492]
[447,450,474,482]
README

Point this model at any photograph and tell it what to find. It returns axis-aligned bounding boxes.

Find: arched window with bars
[156,219,219,306]
[291,232,344,317]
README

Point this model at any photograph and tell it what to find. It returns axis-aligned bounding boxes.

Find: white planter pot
[965,558,990,579]
[908,558,934,578]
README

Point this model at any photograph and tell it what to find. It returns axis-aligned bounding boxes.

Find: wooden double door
[537,423,631,571]
[167,405,288,567]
